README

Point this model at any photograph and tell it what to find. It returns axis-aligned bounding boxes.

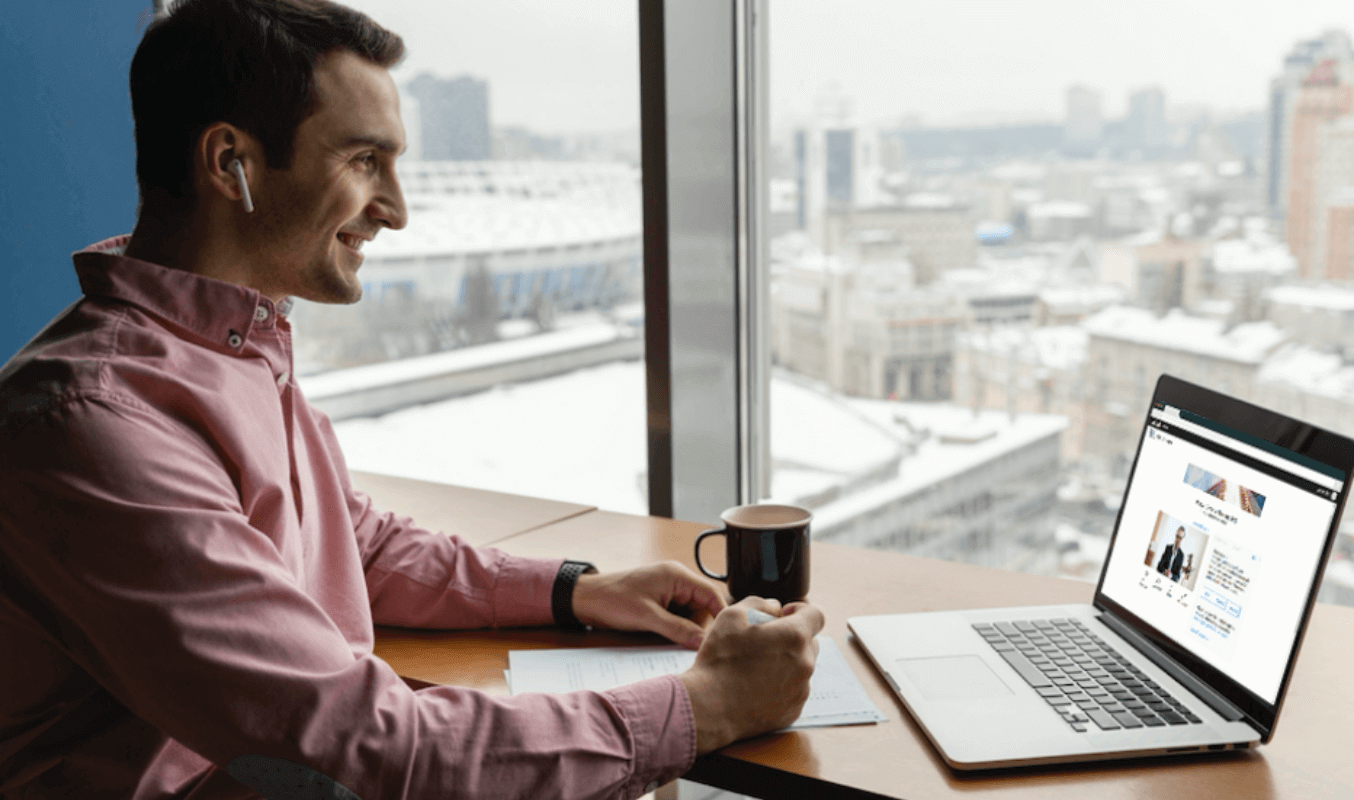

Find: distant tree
[460,261,499,346]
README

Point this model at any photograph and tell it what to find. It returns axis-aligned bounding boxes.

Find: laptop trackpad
[897,655,1013,701]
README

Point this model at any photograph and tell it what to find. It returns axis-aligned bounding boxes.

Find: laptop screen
[1097,399,1345,705]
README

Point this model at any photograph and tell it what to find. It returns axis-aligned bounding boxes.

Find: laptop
[848,374,1353,769]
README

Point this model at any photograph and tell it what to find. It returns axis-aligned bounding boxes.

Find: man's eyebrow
[342,135,403,154]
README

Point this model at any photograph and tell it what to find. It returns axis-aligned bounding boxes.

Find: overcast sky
[343,0,641,134]
[344,0,1352,133]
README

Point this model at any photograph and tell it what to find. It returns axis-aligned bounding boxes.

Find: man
[1157,527,1187,582]
[0,1,824,798]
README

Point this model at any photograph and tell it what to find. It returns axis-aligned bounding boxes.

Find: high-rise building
[793,123,889,245]
[404,73,492,161]
[824,129,855,206]
[1264,30,1354,219]
[1082,307,1287,470]
[1125,86,1168,153]
[1282,57,1354,277]
[793,129,810,230]
[1063,85,1103,156]
[1325,190,1354,281]
[769,246,963,400]
[823,197,976,284]
[1314,117,1354,280]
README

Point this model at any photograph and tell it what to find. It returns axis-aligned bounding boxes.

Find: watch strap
[551,560,597,631]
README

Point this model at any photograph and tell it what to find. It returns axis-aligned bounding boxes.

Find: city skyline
[345,0,1350,136]
[773,0,1353,127]
[298,4,1354,598]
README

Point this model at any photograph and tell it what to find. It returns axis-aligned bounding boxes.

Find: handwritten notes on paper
[507,636,887,729]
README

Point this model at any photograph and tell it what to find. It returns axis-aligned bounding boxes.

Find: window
[761,0,1354,605]
[293,0,650,514]
[289,1,1354,609]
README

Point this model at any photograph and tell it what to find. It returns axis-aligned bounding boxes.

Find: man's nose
[371,173,407,230]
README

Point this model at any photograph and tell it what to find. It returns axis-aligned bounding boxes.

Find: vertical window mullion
[642,0,757,523]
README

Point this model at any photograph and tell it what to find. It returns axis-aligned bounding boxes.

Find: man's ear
[197,123,258,208]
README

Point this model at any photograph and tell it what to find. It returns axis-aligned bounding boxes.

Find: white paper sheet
[506,636,886,729]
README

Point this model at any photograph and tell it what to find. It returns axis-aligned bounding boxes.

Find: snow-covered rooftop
[1256,343,1354,400]
[803,404,1068,533]
[1119,228,1165,247]
[1208,238,1295,275]
[1265,284,1354,312]
[990,162,1047,183]
[962,326,1088,370]
[328,353,1070,525]
[902,192,959,209]
[939,269,1038,298]
[770,375,904,505]
[1027,201,1093,219]
[773,250,850,276]
[297,323,632,395]
[1038,284,1125,313]
[365,194,639,258]
[362,161,640,259]
[330,360,652,514]
[770,232,853,275]
[1083,306,1287,364]
[331,360,910,516]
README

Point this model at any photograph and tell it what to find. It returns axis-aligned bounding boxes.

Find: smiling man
[122,14,408,304]
[0,1,823,799]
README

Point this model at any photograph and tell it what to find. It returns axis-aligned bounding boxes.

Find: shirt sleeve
[305,396,565,630]
[0,394,696,800]
[349,482,564,629]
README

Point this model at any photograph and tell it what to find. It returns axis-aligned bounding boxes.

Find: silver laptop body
[849,375,1353,769]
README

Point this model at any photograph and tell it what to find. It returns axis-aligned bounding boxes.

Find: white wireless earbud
[228,158,254,213]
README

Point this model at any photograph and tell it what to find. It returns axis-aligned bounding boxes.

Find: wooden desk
[375,508,1354,800]
[350,470,594,546]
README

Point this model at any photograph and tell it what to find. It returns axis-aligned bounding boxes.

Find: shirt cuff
[489,554,565,627]
[603,674,697,798]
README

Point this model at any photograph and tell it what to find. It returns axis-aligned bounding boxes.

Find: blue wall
[0,2,149,360]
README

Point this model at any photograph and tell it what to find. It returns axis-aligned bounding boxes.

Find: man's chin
[298,270,363,305]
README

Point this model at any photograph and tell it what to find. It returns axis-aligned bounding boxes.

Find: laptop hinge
[1097,612,1248,723]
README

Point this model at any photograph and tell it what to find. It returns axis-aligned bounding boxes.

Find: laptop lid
[1092,374,1352,742]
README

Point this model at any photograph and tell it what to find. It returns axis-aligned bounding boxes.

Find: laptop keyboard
[973,618,1203,733]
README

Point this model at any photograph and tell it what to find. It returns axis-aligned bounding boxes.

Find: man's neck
[125,208,261,296]
[124,215,191,272]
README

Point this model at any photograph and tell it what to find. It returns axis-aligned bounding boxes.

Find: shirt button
[227,332,244,348]
[254,305,269,322]
[276,371,290,387]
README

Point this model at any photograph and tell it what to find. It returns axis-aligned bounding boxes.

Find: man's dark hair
[130,0,403,208]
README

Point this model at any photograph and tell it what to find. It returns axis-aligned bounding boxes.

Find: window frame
[640,0,770,523]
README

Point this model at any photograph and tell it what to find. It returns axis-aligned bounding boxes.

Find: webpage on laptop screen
[1100,404,1343,704]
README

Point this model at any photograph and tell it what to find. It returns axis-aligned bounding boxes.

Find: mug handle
[694,527,728,581]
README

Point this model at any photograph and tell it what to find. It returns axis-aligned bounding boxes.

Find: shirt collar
[73,235,292,353]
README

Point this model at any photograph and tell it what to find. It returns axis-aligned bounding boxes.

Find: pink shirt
[0,236,695,799]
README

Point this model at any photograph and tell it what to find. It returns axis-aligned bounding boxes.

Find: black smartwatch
[551,560,597,631]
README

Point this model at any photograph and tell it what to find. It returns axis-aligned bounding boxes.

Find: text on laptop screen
[1099,403,1344,705]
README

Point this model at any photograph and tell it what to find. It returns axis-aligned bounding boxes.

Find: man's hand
[571,561,726,649]
[678,597,825,754]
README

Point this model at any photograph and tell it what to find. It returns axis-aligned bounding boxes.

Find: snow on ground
[806,402,1068,533]
[1083,306,1287,364]
[333,360,650,514]
[331,355,1066,546]
[333,362,908,516]
[769,375,902,504]
[300,313,628,394]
